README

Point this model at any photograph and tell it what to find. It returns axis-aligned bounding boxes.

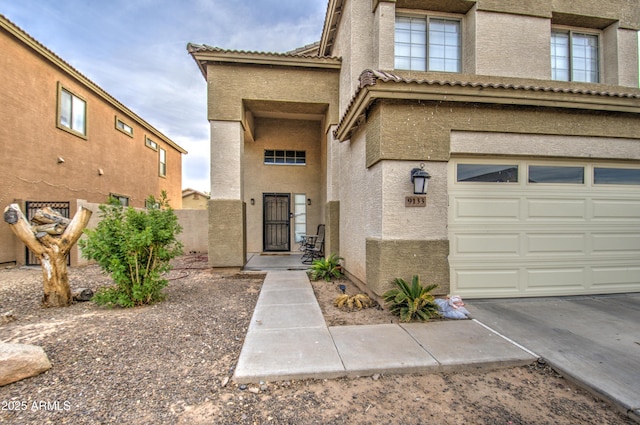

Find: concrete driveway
[468,293,640,422]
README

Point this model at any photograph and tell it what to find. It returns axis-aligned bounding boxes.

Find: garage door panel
[454,198,519,221]
[592,200,640,220]
[592,233,640,254]
[526,199,586,220]
[526,234,585,254]
[526,268,585,289]
[455,269,520,291]
[454,234,519,255]
[592,266,640,288]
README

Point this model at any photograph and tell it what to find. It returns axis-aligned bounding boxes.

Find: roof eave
[187,45,341,74]
[335,72,640,142]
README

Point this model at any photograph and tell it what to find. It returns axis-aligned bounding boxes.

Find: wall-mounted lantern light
[410,163,431,195]
[307,198,311,206]
[250,198,255,205]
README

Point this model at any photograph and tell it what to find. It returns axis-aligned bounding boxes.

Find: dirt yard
[0,255,634,424]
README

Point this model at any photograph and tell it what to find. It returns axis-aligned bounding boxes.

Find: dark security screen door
[263,193,290,251]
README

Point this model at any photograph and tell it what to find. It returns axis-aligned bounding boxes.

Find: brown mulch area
[0,255,633,424]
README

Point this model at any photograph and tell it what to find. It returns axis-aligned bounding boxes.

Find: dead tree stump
[3,204,92,307]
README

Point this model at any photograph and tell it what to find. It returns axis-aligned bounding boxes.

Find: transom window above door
[395,15,461,72]
[264,150,306,165]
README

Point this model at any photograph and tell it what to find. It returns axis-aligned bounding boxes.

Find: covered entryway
[263,193,290,252]
[448,159,640,298]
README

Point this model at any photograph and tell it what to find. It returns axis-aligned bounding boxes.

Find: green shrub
[383,275,439,322]
[310,253,344,281]
[79,192,183,308]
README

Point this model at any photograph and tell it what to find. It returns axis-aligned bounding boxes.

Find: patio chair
[302,224,325,264]
[300,224,324,252]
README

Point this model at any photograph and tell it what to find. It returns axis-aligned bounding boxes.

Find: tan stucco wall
[210,121,244,200]
[603,27,640,87]
[366,238,450,296]
[243,117,324,253]
[174,209,209,254]
[206,64,339,127]
[451,131,640,161]
[474,11,550,79]
[365,0,639,90]
[366,100,640,167]
[208,199,245,268]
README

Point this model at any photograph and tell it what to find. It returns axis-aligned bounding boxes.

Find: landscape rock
[0,342,52,386]
[72,287,94,302]
[0,310,16,324]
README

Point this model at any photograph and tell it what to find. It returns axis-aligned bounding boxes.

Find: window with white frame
[395,15,461,72]
[551,30,599,83]
[159,148,166,177]
[57,83,87,137]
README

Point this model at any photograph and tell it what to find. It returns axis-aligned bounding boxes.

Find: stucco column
[373,0,396,70]
[208,120,246,268]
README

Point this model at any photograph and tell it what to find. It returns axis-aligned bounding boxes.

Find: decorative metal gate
[25,201,70,266]
[263,194,290,252]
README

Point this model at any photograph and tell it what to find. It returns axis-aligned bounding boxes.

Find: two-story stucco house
[0,14,186,266]
[189,0,640,298]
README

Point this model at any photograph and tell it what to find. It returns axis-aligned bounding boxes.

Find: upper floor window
[395,15,461,72]
[551,30,599,83]
[159,148,167,177]
[145,136,158,151]
[57,83,87,137]
[115,117,133,137]
[264,150,306,165]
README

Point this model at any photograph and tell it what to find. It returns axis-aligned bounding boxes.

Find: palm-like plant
[309,253,344,281]
[383,275,439,322]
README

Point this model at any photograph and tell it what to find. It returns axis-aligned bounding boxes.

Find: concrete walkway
[233,270,535,384]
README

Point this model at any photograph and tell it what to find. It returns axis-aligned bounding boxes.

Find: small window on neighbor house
[57,83,87,137]
[529,165,584,184]
[264,150,306,165]
[551,30,599,83]
[145,136,158,150]
[159,148,167,177]
[109,194,129,206]
[457,164,518,183]
[594,167,640,185]
[115,117,133,137]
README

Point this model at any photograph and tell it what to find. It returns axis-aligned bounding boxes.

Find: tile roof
[335,69,640,141]
[360,69,640,99]
[187,43,338,61]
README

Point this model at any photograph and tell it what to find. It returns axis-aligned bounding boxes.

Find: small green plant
[383,275,439,322]
[310,253,344,281]
[79,191,183,308]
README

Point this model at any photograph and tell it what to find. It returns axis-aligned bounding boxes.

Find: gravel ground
[0,255,634,424]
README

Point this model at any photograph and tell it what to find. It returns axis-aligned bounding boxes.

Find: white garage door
[448,159,640,298]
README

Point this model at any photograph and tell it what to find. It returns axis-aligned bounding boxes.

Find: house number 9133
[405,196,426,207]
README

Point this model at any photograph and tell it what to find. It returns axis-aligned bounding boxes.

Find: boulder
[0,343,52,386]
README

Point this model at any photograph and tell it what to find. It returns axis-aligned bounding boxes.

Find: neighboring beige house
[0,14,186,266]
[182,188,210,209]
[189,0,640,298]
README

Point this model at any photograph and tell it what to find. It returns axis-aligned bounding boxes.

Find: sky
[1,0,328,194]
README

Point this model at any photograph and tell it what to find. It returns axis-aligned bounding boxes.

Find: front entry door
[263,193,290,251]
